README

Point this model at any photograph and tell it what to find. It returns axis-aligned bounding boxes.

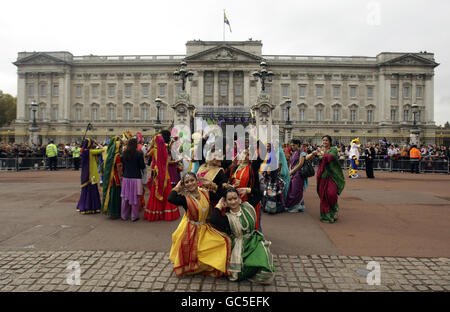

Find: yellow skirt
[169,215,230,276]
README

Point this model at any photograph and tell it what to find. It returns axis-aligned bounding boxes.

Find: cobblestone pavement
[0,251,448,292]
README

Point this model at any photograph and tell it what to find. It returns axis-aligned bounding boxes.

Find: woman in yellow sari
[168,172,231,277]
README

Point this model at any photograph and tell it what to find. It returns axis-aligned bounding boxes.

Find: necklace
[230,207,242,216]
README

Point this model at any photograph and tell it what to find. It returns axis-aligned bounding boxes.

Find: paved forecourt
[0,170,449,292]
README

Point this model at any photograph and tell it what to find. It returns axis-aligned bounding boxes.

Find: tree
[444,121,450,129]
[0,90,16,126]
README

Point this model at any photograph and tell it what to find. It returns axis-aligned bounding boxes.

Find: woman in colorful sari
[144,134,180,222]
[76,138,105,214]
[196,149,227,211]
[101,137,122,219]
[229,149,263,230]
[307,135,345,223]
[210,188,275,284]
[168,172,231,277]
[285,139,308,213]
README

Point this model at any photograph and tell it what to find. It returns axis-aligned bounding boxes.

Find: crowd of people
[71,128,351,284]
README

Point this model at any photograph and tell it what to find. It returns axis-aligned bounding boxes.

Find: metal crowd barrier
[0,155,449,174]
[0,157,77,171]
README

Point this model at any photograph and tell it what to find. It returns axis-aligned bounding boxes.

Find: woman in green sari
[210,189,275,284]
[101,137,123,219]
[307,135,345,223]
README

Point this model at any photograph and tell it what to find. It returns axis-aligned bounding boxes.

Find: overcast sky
[1,0,449,125]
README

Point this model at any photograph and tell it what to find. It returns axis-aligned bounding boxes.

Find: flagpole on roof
[223,9,225,41]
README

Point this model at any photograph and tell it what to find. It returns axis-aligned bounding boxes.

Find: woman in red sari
[143,134,180,222]
[229,149,263,231]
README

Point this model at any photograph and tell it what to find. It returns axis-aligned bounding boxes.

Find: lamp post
[252,61,274,92]
[412,103,419,128]
[155,97,162,124]
[173,61,194,91]
[410,103,420,146]
[285,99,291,125]
[31,100,38,128]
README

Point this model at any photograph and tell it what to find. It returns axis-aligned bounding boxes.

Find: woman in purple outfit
[76,138,105,214]
[284,139,308,213]
[121,137,146,222]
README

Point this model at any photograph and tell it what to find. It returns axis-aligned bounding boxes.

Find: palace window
[316,85,323,97]
[108,85,115,97]
[333,109,339,121]
[416,86,423,98]
[220,84,227,96]
[299,85,306,97]
[333,86,340,98]
[403,110,409,122]
[367,110,373,123]
[92,85,99,97]
[316,109,323,121]
[403,86,409,98]
[235,84,242,96]
[159,84,166,96]
[125,108,131,121]
[142,84,149,96]
[350,109,357,122]
[350,86,357,98]
[391,85,397,98]
[205,83,213,96]
[282,85,289,97]
[28,85,34,97]
[76,108,81,121]
[367,86,373,99]
[125,85,132,97]
[299,109,305,121]
[391,109,397,122]
[75,85,82,97]
[109,108,115,121]
[40,85,47,97]
[142,107,148,121]
[52,108,58,121]
[53,85,59,97]
[92,108,98,121]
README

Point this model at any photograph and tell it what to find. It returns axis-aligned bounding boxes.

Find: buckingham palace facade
[12,40,439,145]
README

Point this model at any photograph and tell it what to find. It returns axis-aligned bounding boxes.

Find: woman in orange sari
[229,149,263,231]
[143,134,180,222]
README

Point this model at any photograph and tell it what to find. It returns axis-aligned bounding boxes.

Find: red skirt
[144,179,180,222]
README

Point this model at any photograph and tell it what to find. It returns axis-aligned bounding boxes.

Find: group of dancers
[74,129,345,283]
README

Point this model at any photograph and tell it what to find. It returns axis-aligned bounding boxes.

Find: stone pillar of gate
[171,91,193,133]
[251,92,276,143]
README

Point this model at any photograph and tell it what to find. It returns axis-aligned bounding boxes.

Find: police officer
[72,143,81,171]
[46,140,58,171]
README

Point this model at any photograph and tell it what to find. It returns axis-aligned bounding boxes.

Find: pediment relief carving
[381,53,438,67]
[185,45,261,63]
[14,53,69,66]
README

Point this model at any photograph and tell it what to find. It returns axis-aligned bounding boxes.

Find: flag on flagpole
[224,11,232,32]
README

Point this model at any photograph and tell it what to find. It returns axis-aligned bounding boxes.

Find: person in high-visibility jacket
[46,140,58,171]
[409,145,421,174]
[72,143,81,171]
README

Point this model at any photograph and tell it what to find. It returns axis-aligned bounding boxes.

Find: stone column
[377,73,386,125]
[63,69,71,121]
[228,71,234,106]
[17,73,26,121]
[424,73,434,124]
[213,70,219,106]
[197,70,204,106]
[244,71,250,107]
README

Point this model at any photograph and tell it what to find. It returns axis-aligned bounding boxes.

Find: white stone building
[12,40,439,145]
